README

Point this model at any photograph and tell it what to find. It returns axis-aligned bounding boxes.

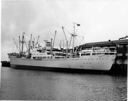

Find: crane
[62,26,68,56]
[35,35,40,48]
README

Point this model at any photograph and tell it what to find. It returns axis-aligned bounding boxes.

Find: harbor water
[0,67,127,100]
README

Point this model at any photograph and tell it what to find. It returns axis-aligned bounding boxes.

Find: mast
[72,23,76,53]
[19,36,21,53]
[21,32,25,55]
[30,34,32,49]
[53,30,57,48]
[72,23,80,54]
[62,40,64,52]
[59,40,62,49]
[28,34,32,56]
[51,38,53,55]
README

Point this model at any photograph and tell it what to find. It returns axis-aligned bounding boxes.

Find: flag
[77,24,80,26]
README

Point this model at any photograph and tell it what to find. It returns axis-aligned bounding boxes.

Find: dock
[78,39,128,75]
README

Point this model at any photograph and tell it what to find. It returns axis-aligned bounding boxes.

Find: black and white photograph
[1,0,127,100]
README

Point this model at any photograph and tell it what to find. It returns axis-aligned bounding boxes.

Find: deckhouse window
[81,53,90,56]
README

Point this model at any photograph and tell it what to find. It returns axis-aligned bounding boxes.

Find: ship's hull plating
[9,55,115,71]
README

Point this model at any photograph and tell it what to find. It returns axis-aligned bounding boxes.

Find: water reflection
[0,67,127,100]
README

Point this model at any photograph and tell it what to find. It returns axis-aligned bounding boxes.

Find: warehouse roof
[79,39,128,48]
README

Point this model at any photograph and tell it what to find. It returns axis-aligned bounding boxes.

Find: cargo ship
[8,24,116,71]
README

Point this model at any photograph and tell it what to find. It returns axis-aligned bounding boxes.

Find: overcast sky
[1,0,128,60]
